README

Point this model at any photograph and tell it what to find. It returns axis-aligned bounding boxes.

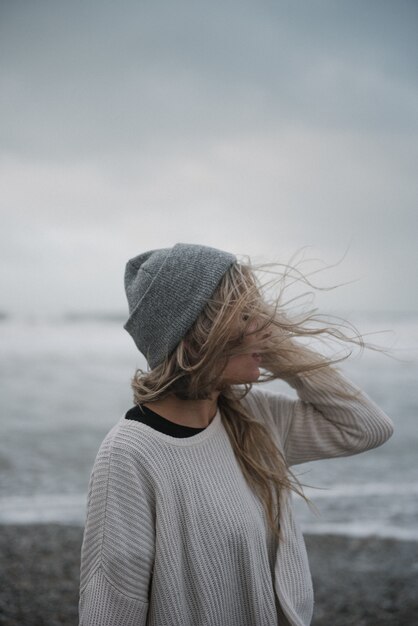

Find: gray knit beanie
[124,243,236,368]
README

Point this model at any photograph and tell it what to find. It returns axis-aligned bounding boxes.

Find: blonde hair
[131,254,381,541]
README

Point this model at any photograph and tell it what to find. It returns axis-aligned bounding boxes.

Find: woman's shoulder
[239,385,299,442]
[238,386,280,425]
[93,416,161,474]
[242,384,294,412]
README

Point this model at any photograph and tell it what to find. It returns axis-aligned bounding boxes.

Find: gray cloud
[1,0,417,314]
[1,0,417,159]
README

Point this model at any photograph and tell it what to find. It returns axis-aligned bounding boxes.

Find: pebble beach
[1,524,417,626]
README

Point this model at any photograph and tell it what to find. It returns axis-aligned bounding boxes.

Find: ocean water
[1,313,417,540]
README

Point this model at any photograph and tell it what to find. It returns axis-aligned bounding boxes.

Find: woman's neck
[143,392,220,429]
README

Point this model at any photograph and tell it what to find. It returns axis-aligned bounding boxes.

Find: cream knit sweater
[79,368,393,626]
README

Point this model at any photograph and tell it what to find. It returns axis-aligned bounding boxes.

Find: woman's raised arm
[247,350,394,467]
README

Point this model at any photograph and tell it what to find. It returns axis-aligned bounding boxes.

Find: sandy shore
[0,524,417,625]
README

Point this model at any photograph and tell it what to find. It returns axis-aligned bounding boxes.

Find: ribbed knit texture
[123,244,236,368]
[79,368,394,626]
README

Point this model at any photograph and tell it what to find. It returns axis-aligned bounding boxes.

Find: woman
[79,243,394,626]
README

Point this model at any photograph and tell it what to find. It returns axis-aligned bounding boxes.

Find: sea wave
[301,522,418,542]
[1,491,417,541]
[0,494,87,525]
[301,482,418,498]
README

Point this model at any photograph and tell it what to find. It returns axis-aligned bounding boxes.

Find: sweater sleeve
[79,426,155,626]
[253,366,394,467]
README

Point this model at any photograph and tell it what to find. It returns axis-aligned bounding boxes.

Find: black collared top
[125,404,206,438]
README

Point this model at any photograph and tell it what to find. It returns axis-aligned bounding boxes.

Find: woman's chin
[220,369,260,386]
[220,355,262,385]
[236,367,261,384]
[250,367,261,382]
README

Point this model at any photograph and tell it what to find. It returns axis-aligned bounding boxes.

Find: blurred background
[1,1,418,622]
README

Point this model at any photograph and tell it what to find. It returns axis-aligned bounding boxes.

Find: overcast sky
[1,0,417,317]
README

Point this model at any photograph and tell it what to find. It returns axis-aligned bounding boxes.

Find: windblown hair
[131,252,380,541]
